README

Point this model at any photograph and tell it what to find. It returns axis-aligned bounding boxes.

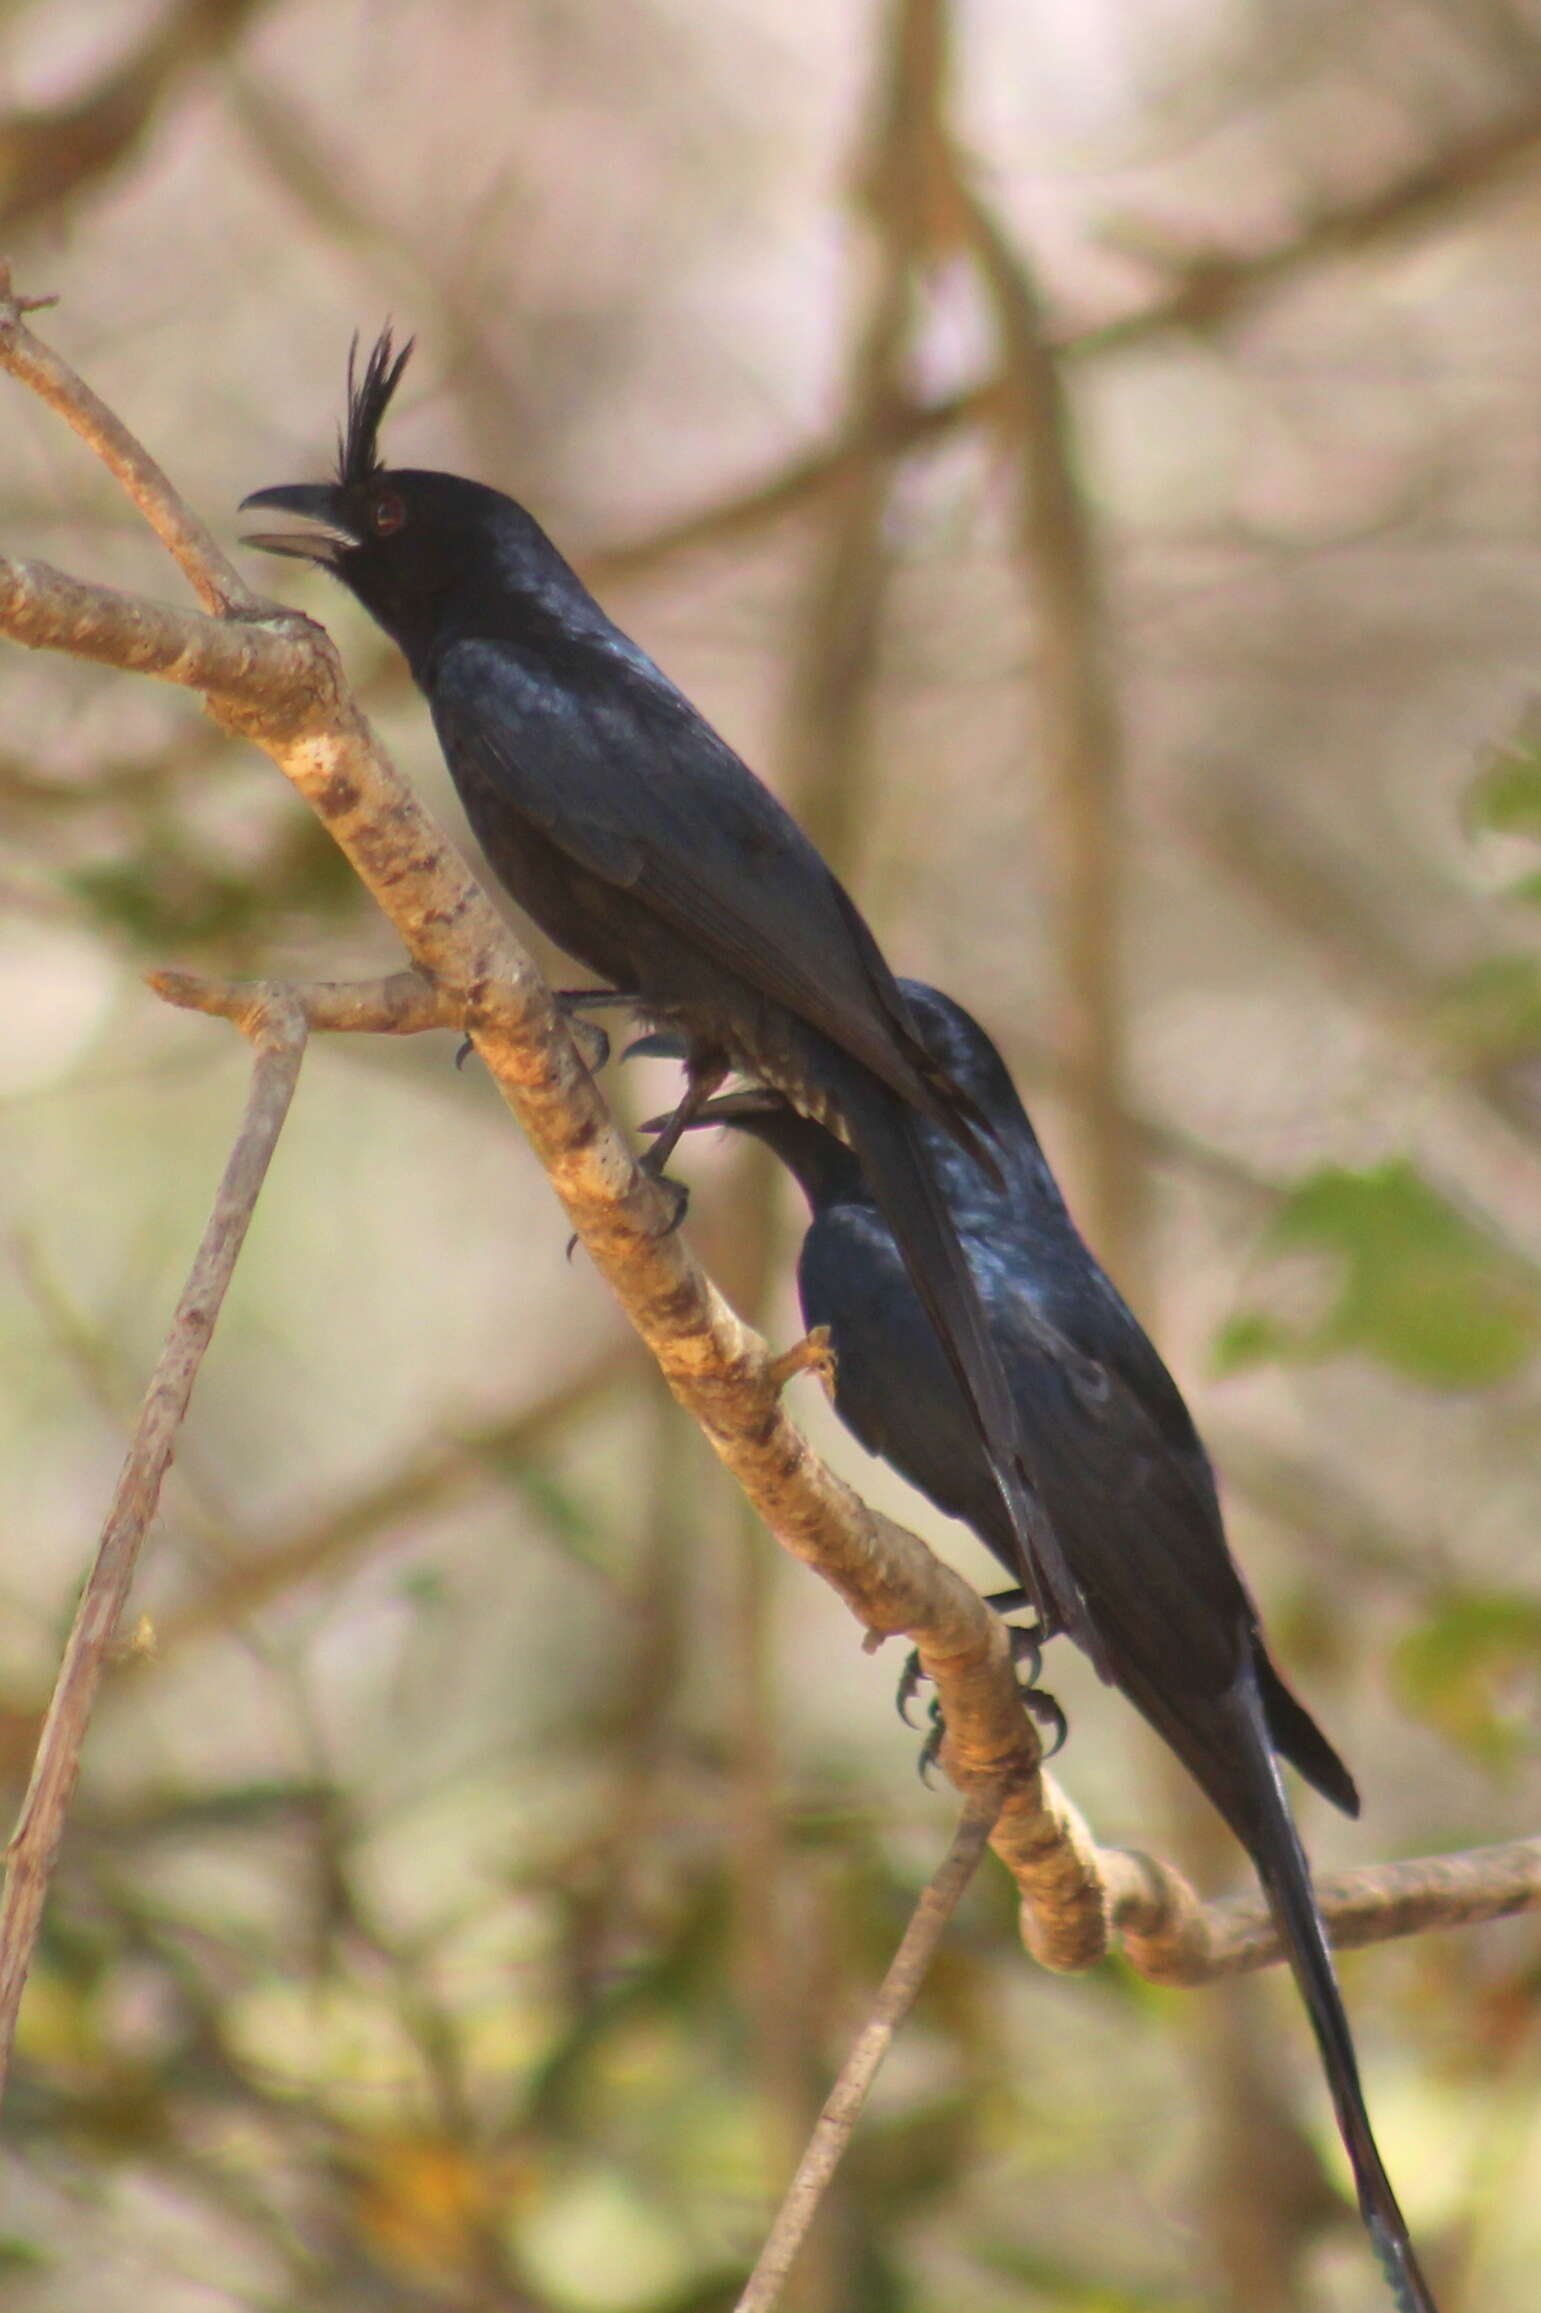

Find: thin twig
[150,965,454,1037]
[0,992,306,2099]
[0,264,259,616]
[2,285,1536,2030]
[735,1794,1000,2313]
[0,550,313,701]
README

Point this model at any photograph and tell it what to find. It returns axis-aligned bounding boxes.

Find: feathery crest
[336,327,415,488]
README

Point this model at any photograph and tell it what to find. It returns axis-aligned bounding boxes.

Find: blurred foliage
[1215,1158,1540,1389]
[1468,733,1541,849]
[1392,1591,1541,1772]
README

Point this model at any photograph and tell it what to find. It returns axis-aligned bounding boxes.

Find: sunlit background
[2,2,1540,2308]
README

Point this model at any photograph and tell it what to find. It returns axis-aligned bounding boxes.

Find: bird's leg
[634,1051,730,1233]
[896,1596,1044,1723]
[767,1324,836,1398]
[900,1591,1063,1766]
[640,1053,728,1176]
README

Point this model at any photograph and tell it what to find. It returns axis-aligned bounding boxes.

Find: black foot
[1023,1685,1068,1759]
[917,1703,945,1786]
[455,1035,475,1072]
[898,1595,1045,1725]
[901,1596,1063,1769]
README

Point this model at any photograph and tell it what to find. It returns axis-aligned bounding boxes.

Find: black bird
[239,332,1077,1642]
[678,980,1436,2313]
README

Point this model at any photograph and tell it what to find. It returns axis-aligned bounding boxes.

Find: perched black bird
[680,980,1436,2313]
[240,332,1075,1639]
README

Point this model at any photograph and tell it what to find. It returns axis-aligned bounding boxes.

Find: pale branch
[0,286,1077,1961]
[0,549,318,706]
[150,964,454,1038]
[0,281,1532,2052]
[129,1338,640,1659]
[126,997,1541,1988]
[735,1795,1001,2313]
[1101,1836,1541,1988]
[0,1333,643,1791]
[0,989,306,2102]
[0,260,258,615]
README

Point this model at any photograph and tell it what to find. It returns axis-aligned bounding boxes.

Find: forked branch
[0,274,1534,2127]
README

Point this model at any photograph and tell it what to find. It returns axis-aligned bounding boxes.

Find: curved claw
[915,1710,945,1786]
[1006,1624,1043,1691]
[643,1173,690,1236]
[895,1647,927,1725]
[454,1035,475,1072]
[1023,1687,1068,1759]
[567,1017,611,1072]
[623,1029,687,1064]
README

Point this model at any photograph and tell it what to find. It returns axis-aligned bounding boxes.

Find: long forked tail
[834,1068,1084,1649]
[1229,1678,1438,2313]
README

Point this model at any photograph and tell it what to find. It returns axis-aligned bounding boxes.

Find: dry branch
[1104,1836,1541,1986]
[0,989,305,2097]
[735,1795,1001,2313]
[1,274,1535,2110]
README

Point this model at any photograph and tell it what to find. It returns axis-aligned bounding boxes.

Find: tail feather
[1227,1677,1438,2313]
[834,1067,1085,1650]
[1256,1647,1360,1818]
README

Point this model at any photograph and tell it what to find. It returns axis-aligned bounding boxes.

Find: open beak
[238,482,362,566]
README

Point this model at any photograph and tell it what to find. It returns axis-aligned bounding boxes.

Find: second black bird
[239,331,1075,1638]
[679,980,1436,2313]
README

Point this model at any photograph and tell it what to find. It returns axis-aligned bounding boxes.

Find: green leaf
[1392,1590,1541,1768]
[0,2239,50,2274]
[1210,1311,1294,1376]
[1432,953,1541,1064]
[66,854,267,951]
[1469,732,1541,841]
[1224,1159,1538,1388]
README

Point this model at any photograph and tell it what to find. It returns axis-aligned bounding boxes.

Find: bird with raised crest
[240,330,1081,1650]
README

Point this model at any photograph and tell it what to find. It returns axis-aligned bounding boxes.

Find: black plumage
[683,980,1435,2313]
[239,331,1074,1638]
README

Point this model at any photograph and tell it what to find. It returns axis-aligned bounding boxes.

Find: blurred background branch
[1,0,1539,2307]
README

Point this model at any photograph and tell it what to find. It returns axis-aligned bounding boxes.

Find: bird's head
[240,330,568,670]
[895,980,1023,1129]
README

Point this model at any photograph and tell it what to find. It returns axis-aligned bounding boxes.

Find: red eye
[371,489,405,536]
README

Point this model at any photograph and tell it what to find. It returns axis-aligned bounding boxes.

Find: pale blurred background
[2,2,1540,2308]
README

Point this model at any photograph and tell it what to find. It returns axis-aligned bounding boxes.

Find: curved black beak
[238,482,361,566]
